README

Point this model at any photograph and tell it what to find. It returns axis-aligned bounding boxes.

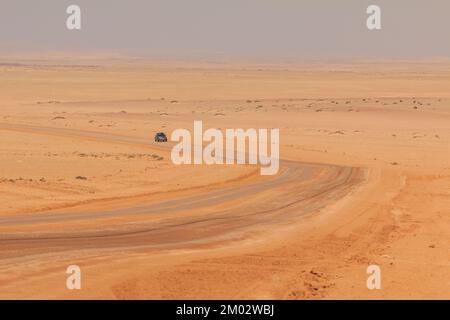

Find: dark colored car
[154,132,168,142]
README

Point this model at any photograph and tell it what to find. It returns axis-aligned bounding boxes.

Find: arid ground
[0,57,449,299]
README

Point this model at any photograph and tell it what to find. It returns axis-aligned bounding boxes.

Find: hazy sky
[1,0,449,60]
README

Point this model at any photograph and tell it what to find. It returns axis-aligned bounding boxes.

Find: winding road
[0,123,365,261]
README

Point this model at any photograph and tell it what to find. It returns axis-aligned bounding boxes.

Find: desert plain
[0,56,449,299]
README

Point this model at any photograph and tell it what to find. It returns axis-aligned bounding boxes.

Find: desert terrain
[0,57,449,299]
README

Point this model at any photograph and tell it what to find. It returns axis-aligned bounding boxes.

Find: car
[154,132,168,142]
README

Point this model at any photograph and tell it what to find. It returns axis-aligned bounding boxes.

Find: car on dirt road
[154,132,168,142]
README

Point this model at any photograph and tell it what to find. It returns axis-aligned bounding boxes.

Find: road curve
[0,123,366,261]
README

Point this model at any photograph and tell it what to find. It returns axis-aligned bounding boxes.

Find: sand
[0,58,449,299]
